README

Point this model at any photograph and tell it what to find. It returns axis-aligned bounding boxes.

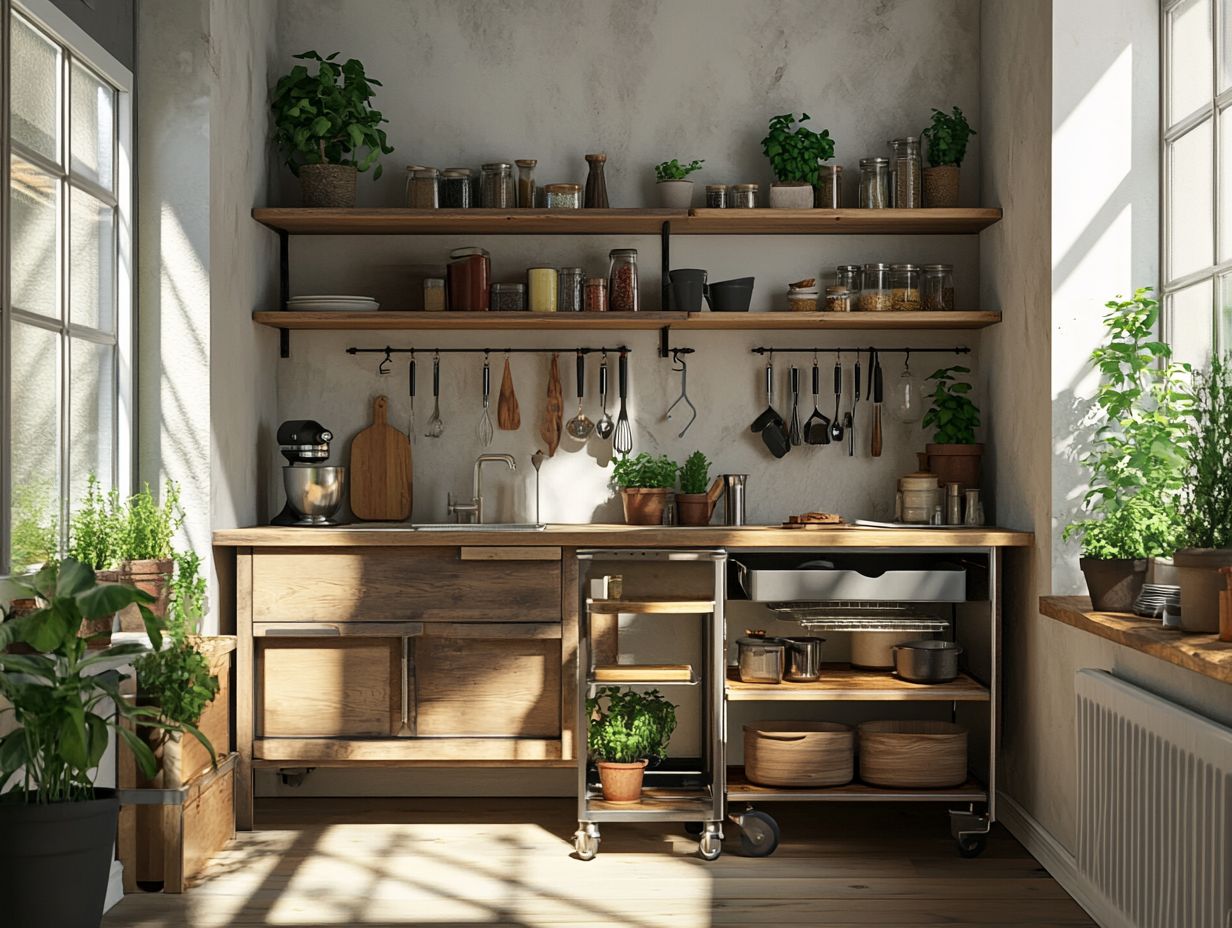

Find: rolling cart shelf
[584,786,714,818]
[590,664,699,686]
[726,767,988,803]
[724,665,990,701]
[587,598,716,615]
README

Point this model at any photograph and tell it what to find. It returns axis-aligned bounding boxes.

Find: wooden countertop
[1040,595,1232,685]
[213,523,1032,548]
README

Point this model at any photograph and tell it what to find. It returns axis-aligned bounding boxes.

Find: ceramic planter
[621,487,670,526]
[1079,557,1149,613]
[923,165,960,207]
[300,163,357,208]
[676,493,713,526]
[596,759,648,802]
[769,182,814,209]
[657,180,694,209]
[115,557,174,631]
[925,443,983,490]
[1172,548,1232,632]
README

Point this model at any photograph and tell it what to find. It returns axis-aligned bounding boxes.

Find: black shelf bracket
[660,220,671,315]
[278,230,290,358]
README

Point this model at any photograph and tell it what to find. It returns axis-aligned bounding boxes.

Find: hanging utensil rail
[750,345,970,356]
[348,345,633,357]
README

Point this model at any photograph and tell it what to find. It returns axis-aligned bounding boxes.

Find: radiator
[1076,669,1232,928]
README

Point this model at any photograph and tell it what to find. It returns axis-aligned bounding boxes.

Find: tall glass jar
[584,153,609,208]
[705,184,729,208]
[731,183,758,208]
[890,264,921,311]
[889,137,922,208]
[584,277,608,312]
[857,263,892,312]
[922,264,956,311]
[480,162,515,208]
[440,168,472,208]
[544,183,581,209]
[515,159,537,208]
[815,164,843,208]
[608,249,639,312]
[558,267,584,312]
[858,158,890,208]
[527,267,559,312]
[447,246,491,311]
[836,264,861,293]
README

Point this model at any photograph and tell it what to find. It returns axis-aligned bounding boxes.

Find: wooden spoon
[497,356,520,430]
[540,353,563,456]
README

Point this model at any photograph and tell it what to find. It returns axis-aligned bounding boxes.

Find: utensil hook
[666,349,697,437]
[379,346,392,375]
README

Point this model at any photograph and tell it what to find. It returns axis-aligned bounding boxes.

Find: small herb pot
[768,182,815,209]
[923,165,960,207]
[621,487,670,525]
[657,180,694,209]
[300,163,358,208]
[115,557,174,631]
[596,759,648,802]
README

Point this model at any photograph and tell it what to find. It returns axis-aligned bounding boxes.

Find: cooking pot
[892,639,963,683]
[736,635,786,684]
[782,636,826,682]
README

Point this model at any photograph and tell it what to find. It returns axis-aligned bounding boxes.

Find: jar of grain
[705,184,729,208]
[447,246,491,312]
[490,282,526,312]
[858,158,890,208]
[584,277,608,312]
[825,285,852,312]
[786,285,820,312]
[544,183,581,209]
[515,159,537,208]
[406,167,439,208]
[890,263,921,311]
[423,277,446,312]
[480,162,515,208]
[922,264,956,311]
[607,249,639,312]
[558,267,585,312]
[441,168,473,208]
[731,183,759,208]
[527,267,559,312]
[858,263,892,312]
[815,164,843,208]
[889,137,922,208]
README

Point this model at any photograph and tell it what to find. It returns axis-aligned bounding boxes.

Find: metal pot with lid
[736,631,786,684]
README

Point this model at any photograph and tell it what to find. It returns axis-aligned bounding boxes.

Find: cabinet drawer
[252,546,561,623]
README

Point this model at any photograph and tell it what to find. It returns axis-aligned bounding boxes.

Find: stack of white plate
[1133,583,1182,620]
[287,294,380,312]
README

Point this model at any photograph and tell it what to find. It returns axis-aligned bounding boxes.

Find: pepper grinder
[584,153,610,208]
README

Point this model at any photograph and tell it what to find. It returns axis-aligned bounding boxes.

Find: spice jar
[584,277,608,312]
[731,183,759,208]
[705,184,729,208]
[890,263,921,311]
[527,266,559,312]
[815,164,843,208]
[922,264,956,311]
[515,159,537,208]
[490,282,526,312]
[889,137,922,208]
[447,246,491,311]
[858,157,890,208]
[423,278,445,312]
[857,263,892,312]
[608,249,639,312]
[406,167,439,208]
[558,267,584,312]
[825,286,852,312]
[440,168,473,208]
[544,183,581,209]
[480,162,515,208]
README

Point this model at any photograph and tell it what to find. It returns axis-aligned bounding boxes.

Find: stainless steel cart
[574,549,727,861]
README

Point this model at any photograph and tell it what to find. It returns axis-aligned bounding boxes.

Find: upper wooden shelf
[725,665,990,702]
[252,207,1002,236]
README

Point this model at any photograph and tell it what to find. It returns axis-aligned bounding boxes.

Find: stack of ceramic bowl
[288,294,380,312]
[1133,583,1181,620]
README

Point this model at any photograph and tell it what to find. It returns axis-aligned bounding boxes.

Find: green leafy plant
[761,112,835,185]
[611,453,678,490]
[10,479,58,573]
[922,106,977,168]
[1062,289,1194,559]
[922,366,981,444]
[68,474,123,570]
[654,159,704,182]
[272,50,394,179]
[167,549,208,634]
[1178,352,1232,549]
[679,451,711,495]
[120,482,183,562]
[586,686,677,764]
[0,559,211,803]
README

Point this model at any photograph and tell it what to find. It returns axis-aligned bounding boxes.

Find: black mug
[668,268,708,312]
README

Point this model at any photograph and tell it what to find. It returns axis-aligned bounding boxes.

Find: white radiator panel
[1076,669,1232,928]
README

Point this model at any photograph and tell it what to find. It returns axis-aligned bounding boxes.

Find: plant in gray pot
[1173,353,1232,632]
[654,158,704,208]
[1063,289,1194,612]
[0,559,211,928]
[920,106,976,207]
[272,50,394,208]
[761,112,834,208]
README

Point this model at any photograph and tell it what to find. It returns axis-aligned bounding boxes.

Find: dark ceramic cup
[668,268,708,312]
[705,276,755,312]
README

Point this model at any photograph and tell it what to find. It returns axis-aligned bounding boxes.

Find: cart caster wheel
[737,810,781,858]
[956,834,987,858]
[573,826,600,861]
[684,821,704,837]
[698,832,722,860]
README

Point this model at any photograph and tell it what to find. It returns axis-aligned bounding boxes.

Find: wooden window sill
[1039,595,1232,685]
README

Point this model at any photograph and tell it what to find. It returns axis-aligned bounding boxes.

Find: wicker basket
[858,720,967,788]
[744,721,854,788]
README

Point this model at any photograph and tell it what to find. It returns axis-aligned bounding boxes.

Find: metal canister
[783,637,826,682]
[736,636,786,684]
[722,474,748,525]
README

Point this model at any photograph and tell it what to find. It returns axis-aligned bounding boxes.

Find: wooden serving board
[593,664,694,682]
[350,395,412,521]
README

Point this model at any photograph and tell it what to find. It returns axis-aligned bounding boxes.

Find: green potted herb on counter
[921,106,976,207]
[675,451,722,526]
[761,112,834,209]
[272,50,394,207]
[654,158,704,208]
[612,453,678,525]
[922,365,983,490]
[587,686,677,802]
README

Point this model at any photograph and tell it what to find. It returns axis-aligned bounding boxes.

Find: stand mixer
[272,420,347,526]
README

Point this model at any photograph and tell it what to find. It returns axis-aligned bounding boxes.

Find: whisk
[425,352,444,438]
[477,354,494,447]
[613,350,633,455]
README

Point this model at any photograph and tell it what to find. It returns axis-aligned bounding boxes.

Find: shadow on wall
[1052,388,1099,565]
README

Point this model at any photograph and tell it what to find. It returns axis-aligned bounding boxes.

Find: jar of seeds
[608,249,639,312]
[558,267,584,311]
[544,183,581,209]
[825,285,852,312]
[584,277,608,312]
[858,263,893,312]
[890,263,921,311]
[858,158,890,208]
[705,184,729,208]
[889,137,922,208]
[922,264,956,311]
[731,183,759,208]
[815,164,843,208]
[480,162,515,208]
[515,159,537,208]
[441,168,473,208]
[406,167,439,208]
[490,282,526,311]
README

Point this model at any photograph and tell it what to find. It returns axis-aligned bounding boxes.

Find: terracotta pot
[1079,557,1148,613]
[596,759,647,802]
[675,494,713,527]
[768,182,815,209]
[925,443,983,490]
[115,558,174,632]
[621,488,670,526]
[923,165,960,207]
[1173,548,1232,633]
[657,180,694,209]
[300,163,357,208]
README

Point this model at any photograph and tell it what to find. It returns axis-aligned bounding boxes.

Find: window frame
[1,0,133,574]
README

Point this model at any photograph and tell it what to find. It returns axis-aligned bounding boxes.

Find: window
[3,2,132,573]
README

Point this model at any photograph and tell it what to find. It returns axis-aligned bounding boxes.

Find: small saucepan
[892,639,963,684]
[783,636,827,682]
[736,633,786,684]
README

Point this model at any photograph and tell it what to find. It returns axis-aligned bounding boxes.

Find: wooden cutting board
[350,395,412,521]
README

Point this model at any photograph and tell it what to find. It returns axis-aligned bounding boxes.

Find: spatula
[803,360,831,444]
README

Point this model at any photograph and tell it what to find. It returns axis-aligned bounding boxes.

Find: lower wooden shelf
[253,737,564,764]
[585,786,713,817]
[588,598,715,615]
[726,766,987,803]
[725,664,990,701]
[592,663,697,684]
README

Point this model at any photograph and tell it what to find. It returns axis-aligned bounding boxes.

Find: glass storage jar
[447,246,491,312]
[815,164,843,208]
[558,267,584,312]
[705,184,729,208]
[858,157,890,208]
[584,277,608,312]
[731,183,759,208]
[607,249,639,312]
[786,284,820,312]
[890,263,921,311]
[527,266,558,312]
[490,282,526,312]
[922,264,956,311]
[544,183,582,209]
[423,277,445,312]
[515,159,537,208]
[889,137,922,208]
[405,166,439,208]
[441,168,473,208]
[858,263,892,312]
[825,285,852,312]
[836,264,861,294]
[480,162,515,208]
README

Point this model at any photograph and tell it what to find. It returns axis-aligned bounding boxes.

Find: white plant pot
[769,183,815,209]
[657,180,695,209]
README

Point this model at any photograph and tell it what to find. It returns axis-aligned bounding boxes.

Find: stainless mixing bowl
[282,465,346,525]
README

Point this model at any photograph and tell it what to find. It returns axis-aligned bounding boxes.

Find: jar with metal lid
[527,266,558,312]
[815,164,843,208]
[441,168,473,208]
[858,158,890,208]
[423,278,445,312]
[705,184,729,208]
[731,183,759,208]
[836,264,861,294]
[890,263,921,311]
[490,282,526,312]
[558,267,584,312]
[608,249,639,312]
[889,137,922,208]
[480,162,515,208]
[447,246,491,312]
[515,159,537,208]
[825,286,852,312]
[858,263,892,312]
[584,277,608,312]
[544,183,581,209]
[405,167,439,208]
[922,264,955,311]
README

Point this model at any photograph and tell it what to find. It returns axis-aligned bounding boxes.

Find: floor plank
[103,798,1094,928]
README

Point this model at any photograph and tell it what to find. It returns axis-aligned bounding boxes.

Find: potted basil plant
[922,365,983,490]
[920,106,976,207]
[272,50,394,207]
[587,686,677,802]
[612,453,678,525]
[761,112,834,209]
[654,159,704,208]
[675,450,722,526]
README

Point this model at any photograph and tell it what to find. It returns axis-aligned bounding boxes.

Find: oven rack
[765,601,950,632]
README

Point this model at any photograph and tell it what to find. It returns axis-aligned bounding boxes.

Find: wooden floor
[103,798,1094,928]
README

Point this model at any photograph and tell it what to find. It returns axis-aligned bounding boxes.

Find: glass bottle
[964,489,984,526]
[527,266,559,312]
[923,264,956,311]
[815,164,843,208]
[440,168,472,208]
[544,183,582,209]
[608,249,639,312]
[858,157,890,208]
[890,263,921,311]
[889,137,922,208]
[857,263,892,312]
[480,162,515,208]
[584,277,608,312]
[584,152,610,208]
[515,159,537,208]
[558,267,584,312]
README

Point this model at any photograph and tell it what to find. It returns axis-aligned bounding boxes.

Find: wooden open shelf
[588,598,715,615]
[724,665,990,702]
[683,207,1002,235]
[585,786,713,816]
[725,766,987,802]
[592,664,697,684]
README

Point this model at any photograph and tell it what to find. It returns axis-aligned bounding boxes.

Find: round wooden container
[744,721,854,788]
[858,720,967,788]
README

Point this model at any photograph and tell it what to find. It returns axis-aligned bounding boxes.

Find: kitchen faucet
[448,453,517,524]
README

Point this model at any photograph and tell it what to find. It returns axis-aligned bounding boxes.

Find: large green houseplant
[761,112,835,208]
[587,686,677,802]
[922,365,984,490]
[1063,290,1193,611]
[272,50,394,207]
[920,106,976,207]
[612,453,678,526]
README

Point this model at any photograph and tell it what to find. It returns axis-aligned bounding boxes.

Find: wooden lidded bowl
[858,720,967,788]
[744,721,854,788]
